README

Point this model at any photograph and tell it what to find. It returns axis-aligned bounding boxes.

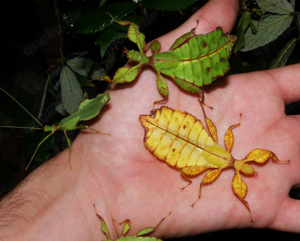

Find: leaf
[234,11,251,53]
[269,37,297,69]
[55,103,68,117]
[60,66,83,115]
[76,75,94,87]
[241,0,294,52]
[75,2,137,34]
[67,57,106,79]
[258,0,293,14]
[141,0,199,11]
[62,7,87,29]
[96,27,127,57]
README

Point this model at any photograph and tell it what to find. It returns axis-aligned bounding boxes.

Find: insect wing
[58,114,80,131]
[77,93,110,121]
[167,28,236,87]
[58,93,109,130]
[140,107,219,169]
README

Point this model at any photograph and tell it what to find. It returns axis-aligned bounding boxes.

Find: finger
[271,197,300,233]
[166,0,239,41]
[188,0,239,33]
[264,64,300,105]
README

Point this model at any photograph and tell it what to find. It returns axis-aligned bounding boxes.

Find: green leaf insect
[93,205,171,241]
[98,14,236,107]
[0,88,110,170]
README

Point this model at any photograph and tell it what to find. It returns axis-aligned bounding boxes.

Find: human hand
[74,0,300,238]
[2,0,300,240]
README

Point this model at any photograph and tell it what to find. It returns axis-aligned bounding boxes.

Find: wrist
[0,138,110,240]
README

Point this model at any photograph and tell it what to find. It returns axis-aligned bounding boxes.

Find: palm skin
[70,0,300,238]
[1,0,300,240]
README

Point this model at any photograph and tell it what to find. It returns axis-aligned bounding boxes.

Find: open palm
[12,0,299,240]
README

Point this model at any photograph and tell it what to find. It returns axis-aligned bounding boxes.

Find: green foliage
[269,38,298,69]
[142,0,201,11]
[75,2,138,34]
[1,0,299,180]
[60,66,83,115]
[242,0,294,52]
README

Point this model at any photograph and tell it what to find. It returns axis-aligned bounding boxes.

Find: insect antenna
[0,87,45,129]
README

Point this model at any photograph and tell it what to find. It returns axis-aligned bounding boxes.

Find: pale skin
[1,0,300,240]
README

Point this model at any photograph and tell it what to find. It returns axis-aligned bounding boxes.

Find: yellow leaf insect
[139,106,289,221]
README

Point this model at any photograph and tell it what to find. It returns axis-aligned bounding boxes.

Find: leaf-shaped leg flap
[110,16,146,53]
[93,205,111,239]
[118,219,131,237]
[192,168,222,207]
[180,166,209,191]
[111,64,143,84]
[127,23,146,53]
[243,149,290,164]
[146,39,161,54]
[199,101,218,142]
[156,73,169,99]
[169,20,198,51]
[137,212,171,237]
[224,113,242,153]
[232,171,253,222]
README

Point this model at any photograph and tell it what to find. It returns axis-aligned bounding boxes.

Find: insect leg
[63,130,72,170]
[180,166,209,191]
[112,219,131,237]
[153,73,168,110]
[191,168,222,207]
[224,113,242,153]
[76,125,110,135]
[198,100,218,143]
[136,212,171,237]
[25,131,54,170]
[93,204,111,239]
[169,20,199,51]
[180,170,192,191]
[144,40,161,54]
[232,171,253,222]
[198,91,213,110]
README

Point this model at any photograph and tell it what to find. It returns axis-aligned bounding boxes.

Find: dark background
[0,0,300,240]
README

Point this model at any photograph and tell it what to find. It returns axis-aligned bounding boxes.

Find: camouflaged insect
[139,106,289,221]
[99,16,236,106]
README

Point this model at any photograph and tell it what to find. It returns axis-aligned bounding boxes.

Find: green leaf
[62,7,87,29]
[76,75,95,87]
[105,51,117,72]
[75,2,137,34]
[242,0,294,52]
[234,11,251,53]
[55,103,68,117]
[269,38,297,69]
[67,57,106,79]
[60,66,83,115]
[259,0,293,14]
[142,0,199,11]
[96,27,127,57]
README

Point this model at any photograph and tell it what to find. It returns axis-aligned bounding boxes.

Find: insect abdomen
[170,27,236,87]
[139,107,216,168]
